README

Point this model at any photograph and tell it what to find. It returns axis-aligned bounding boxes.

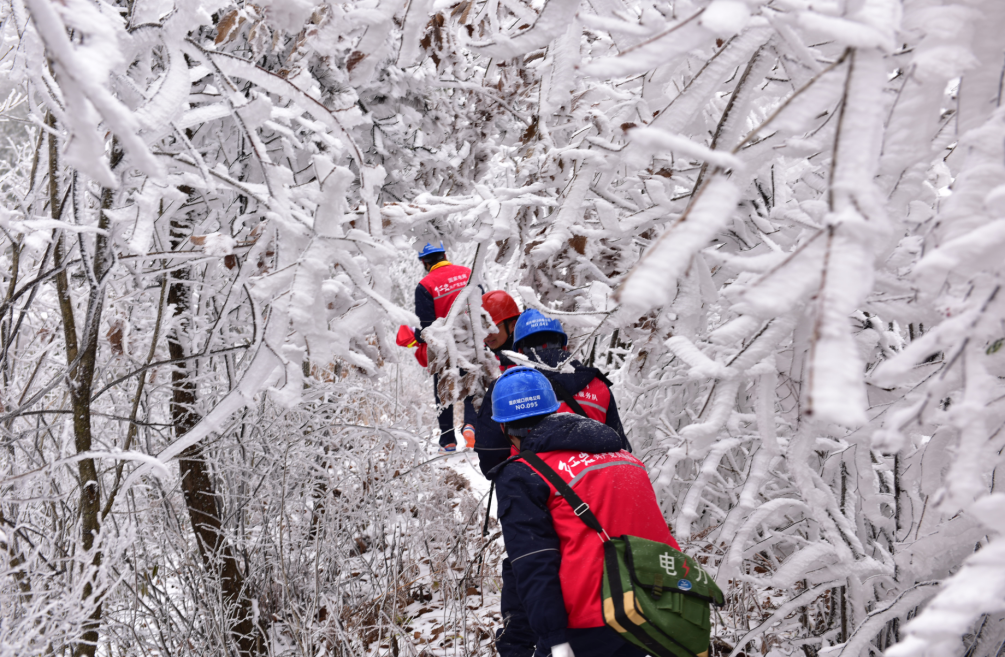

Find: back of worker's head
[515,331,567,351]
[491,367,560,436]
[513,309,568,353]
[420,252,446,267]
[417,242,447,269]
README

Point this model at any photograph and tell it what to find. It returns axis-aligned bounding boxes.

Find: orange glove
[462,424,476,448]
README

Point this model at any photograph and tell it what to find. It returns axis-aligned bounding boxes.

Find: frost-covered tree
[3,0,1005,655]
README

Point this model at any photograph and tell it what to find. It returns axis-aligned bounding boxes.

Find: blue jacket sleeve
[495,464,567,647]
[414,284,436,342]
[476,383,512,477]
[604,388,630,452]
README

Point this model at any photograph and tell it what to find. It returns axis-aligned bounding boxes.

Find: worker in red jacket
[408,242,472,451]
[413,242,471,331]
[460,290,522,446]
[490,367,679,657]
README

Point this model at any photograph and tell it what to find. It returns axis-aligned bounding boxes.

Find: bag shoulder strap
[577,366,614,389]
[548,378,590,418]
[517,450,607,536]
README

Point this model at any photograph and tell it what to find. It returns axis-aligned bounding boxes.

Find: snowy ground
[361,445,503,657]
[397,449,502,657]
[338,359,506,657]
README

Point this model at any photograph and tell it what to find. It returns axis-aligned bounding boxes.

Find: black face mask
[503,425,533,438]
[518,341,564,353]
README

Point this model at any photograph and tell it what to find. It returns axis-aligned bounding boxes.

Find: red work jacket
[517,449,680,628]
[419,263,471,318]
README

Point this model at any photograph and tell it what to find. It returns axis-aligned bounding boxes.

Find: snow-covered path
[379,445,504,657]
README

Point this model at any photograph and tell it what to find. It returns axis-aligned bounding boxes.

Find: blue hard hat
[491,367,561,423]
[418,242,446,259]
[513,309,567,348]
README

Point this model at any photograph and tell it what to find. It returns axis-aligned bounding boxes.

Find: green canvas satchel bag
[518,451,726,657]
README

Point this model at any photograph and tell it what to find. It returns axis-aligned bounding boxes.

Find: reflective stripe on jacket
[556,377,611,424]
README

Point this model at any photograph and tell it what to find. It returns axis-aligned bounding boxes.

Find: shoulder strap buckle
[573,502,590,516]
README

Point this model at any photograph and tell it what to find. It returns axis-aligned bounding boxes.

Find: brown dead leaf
[247,21,273,56]
[189,235,206,245]
[521,116,539,143]
[568,234,587,255]
[443,470,469,491]
[346,51,366,72]
[215,10,243,45]
[107,321,125,356]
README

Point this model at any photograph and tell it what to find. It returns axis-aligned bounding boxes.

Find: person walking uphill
[475,309,628,477]
[489,367,682,657]
[460,290,523,447]
[404,242,471,451]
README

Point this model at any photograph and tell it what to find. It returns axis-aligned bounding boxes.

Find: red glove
[414,343,429,368]
[396,325,418,347]
[397,325,428,367]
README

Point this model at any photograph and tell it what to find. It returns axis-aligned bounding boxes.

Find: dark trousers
[496,559,646,657]
[496,558,537,657]
[535,628,647,657]
[432,372,456,447]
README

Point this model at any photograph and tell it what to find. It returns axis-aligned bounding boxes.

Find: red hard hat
[482,290,520,325]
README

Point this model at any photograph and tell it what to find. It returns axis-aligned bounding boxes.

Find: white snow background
[1,0,1005,656]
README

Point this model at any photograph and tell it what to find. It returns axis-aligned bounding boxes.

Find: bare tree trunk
[0,509,32,602]
[48,116,115,657]
[169,192,260,656]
